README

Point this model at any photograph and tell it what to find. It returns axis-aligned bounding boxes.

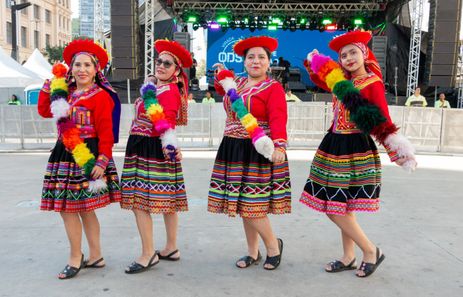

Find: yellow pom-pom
[72,143,94,166]
[241,113,258,130]
[50,77,68,92]
[325,68,346,91]
[146,103,163,115]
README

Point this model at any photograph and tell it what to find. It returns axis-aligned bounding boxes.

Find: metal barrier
[1,103,463,153]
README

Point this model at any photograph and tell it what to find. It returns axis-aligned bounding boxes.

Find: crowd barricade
[1,103,462,154]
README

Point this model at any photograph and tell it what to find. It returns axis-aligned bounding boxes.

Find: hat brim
[329,31,372,53]
[63,39,109,69]
[154,40,193,68]
[233,36,278,56]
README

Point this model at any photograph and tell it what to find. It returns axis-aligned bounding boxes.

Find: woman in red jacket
[121,40,191,274]
[301,30,416,277]
[208,36,291,270]
[38,39,121,279]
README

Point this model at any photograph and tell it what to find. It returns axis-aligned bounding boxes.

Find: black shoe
[356,247,385,278]
[235,251,262,268]
[125,253,159,274]
[325,258,357,273]
[157,249,180,261]
[83,257,105,268]
[263,238,283,270]
[58,254,84,280]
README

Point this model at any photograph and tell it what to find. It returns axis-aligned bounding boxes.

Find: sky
[71,0,79,18]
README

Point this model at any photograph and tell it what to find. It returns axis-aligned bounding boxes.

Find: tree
[45,45,65,63]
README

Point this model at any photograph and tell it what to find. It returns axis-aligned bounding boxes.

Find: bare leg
[132,209,157,266]
[325,215,357,270]
[80,210,104,266]
[242,216,280,269]
[236,218,260,268]
[327,213,379,276]
[159,212,180,259]
[59,212,83,277]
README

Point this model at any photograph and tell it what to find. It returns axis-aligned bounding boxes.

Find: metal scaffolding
[94,0,105,44]
[458,44,463,108]
[172,1,384,17]
[406,0,424,97]
[144,0,155,77]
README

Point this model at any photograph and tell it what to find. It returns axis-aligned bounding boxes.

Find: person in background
[405,87,427,107]
[285,89,301,102]
[434,93,451,108]
[8,94,21,105]
[187,93,196,104]
[202,91,216,103]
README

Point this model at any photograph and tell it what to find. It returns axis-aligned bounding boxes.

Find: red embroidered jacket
[129,83,181,137]
[38,83,115,168]
[215,76,288,148]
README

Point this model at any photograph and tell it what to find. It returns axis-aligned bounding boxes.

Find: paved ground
[0,150,462,297]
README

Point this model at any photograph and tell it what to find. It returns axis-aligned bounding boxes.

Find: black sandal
[263,238,283,271]
[125,253,159,274]
[356,247,385,278]
[58,254,84,280]
[325,258,357,273]
[235,251,262,268]
[83,257,105,268]
[157,249,180,261]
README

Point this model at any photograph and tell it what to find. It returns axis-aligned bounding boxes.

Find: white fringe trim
[219,78,237,93]
[88,179,107,193]
[384,133,417,172]
[50,98,70,121]
[160,128,178,148]
[254,136,275,161]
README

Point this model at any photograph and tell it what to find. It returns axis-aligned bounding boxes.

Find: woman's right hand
[212,63,225,75]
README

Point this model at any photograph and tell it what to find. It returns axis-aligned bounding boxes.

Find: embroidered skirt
[40,138,121,213]
[120,135,188,213]
[300,132,382,215]
[208,136,291,218]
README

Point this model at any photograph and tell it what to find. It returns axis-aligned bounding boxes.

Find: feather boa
[217,70,274,160]
[140,82,178,161]
[49,63,106,192]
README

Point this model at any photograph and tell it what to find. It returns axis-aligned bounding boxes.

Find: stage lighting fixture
[322,18,332,25]
[325,24,337,31]
[308,19,317,31]
[185,12,198,23]
[239,21,246,30]
[298,17,307,25]
[268,24,277,31]
[201,21,208,29]
[271,17,282,25]
[209,22,220,30]
[249,21,256,32]
[289,20,297,32]
[192,23,200,30]
[217,15,228,24]
[353,18,364,26]
[282,19,289,31]
[229,20,236,29]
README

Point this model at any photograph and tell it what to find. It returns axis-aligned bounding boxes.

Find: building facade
[79,0,110,38]
[0,0,72,63]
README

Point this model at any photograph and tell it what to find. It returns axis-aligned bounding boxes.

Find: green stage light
[354,18,364,25]
[272,17,282,25]
[299,17,307,25]
[187,15,197,23]
[217,16,229,24]
[268,24,278,30]
[322,18,332,25]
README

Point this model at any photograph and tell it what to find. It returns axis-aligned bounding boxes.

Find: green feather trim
[333,80,358,101]
[350,104,386,133]
[83,158,96,177]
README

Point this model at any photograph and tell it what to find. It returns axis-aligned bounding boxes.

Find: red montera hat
[329,30,372,53]
[63,39,109,69]
[233,36,278,56]
[154,39,193,68]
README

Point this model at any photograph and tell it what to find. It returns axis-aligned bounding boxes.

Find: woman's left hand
[91,165,105,179]
[163,147,182,161]
[271,149,286,164]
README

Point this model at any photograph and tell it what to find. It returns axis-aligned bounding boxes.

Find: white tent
[23,48,52,80]
[0,46,42,88]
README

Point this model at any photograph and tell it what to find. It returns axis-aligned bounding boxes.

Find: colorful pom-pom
[52,63,68,78]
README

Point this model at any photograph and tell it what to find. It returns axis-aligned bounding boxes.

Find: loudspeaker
[173,32,191,79]
[372,36,387,78]
[425,0,462,87]
[111,0,140,81]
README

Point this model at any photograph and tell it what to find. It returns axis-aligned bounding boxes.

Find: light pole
[10,0,31,61]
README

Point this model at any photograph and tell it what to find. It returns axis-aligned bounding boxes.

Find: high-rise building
[79,0,111,38]
[0,0,73,63]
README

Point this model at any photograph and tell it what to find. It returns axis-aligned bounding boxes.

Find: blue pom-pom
[227,89,240,103]
[140,82,156,97]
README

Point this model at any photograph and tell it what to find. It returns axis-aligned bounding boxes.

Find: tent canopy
[23,48,52,80]
[0,47,42,88]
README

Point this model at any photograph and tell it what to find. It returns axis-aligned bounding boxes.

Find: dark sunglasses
[155,58,175,68]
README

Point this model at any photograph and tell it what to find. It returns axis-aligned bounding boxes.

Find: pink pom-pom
[155,119,171,133]
[251,128,266,144]
[310,54,332,74]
